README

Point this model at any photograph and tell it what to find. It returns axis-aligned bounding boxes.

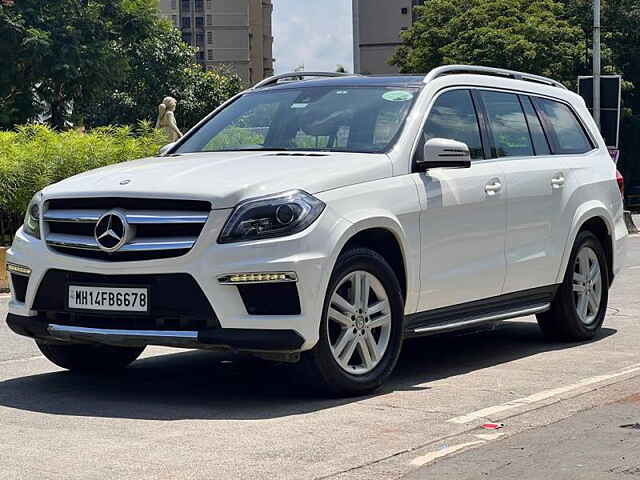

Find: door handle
[551,173,565,189]
[485,179,502,195]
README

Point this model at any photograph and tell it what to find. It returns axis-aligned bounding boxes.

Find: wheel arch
[556,203,615,285]
[327,213,417,313]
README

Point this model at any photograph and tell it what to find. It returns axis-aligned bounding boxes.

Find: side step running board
[408,303,550,337]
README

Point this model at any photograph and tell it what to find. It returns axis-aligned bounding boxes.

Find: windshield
[175,86,419,154]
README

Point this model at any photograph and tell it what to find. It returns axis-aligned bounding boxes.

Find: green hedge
[0,122,167,243]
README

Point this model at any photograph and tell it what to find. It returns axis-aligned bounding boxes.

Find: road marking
[410,440,485,467]
[0,355,44,365]
[628,265,640,270]
[0,294,10,299]
[448,363,640,424]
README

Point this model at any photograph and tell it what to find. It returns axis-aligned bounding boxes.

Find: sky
[272,0,354,74]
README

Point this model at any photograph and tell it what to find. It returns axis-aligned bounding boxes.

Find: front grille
[33,269,219,331]
[43,197,211,261]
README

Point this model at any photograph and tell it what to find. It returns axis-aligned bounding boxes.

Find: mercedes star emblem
[94,210,129,252]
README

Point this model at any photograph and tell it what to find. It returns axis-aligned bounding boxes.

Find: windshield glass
[175,86,419,154]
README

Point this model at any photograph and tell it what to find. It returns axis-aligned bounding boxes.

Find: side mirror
[419,138,471,170]
[158,142,176,156]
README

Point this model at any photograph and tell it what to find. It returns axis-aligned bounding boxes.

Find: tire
[36,341,145,372]
[297,247,404,397]
[537,231,609,341]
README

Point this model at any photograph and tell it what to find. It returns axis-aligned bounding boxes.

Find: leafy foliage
[0,123,166,226]
[392,0,585,84]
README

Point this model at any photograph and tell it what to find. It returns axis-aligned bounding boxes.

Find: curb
[624,210,639,234]
[0,246,8,292]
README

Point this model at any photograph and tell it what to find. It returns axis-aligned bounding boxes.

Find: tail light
[616,169,624,197]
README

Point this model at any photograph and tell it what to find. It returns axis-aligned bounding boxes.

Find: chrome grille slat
[46,234,197,252]
[46,233,100,250]
[43,199,209,261]
[44,209,209,225]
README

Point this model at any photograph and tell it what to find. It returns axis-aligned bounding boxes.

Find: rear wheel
[37,342,145,372]
[298,248,404,396]
[537,231,609,341]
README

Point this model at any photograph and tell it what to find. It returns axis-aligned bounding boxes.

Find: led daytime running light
[6,263,32,276]
[218,272,297,284]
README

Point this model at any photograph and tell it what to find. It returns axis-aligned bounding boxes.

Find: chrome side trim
[48,324,199,347]
[412,303,550,334]
[44,209,209,224]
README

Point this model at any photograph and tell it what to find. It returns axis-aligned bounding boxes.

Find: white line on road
[448,363,640,424]
[410,440,486,467]
[0,355,44,366]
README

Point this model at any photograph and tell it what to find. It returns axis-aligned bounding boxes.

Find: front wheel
[37,341,145,372]
[537,231,609,341]
[298,248,404,396]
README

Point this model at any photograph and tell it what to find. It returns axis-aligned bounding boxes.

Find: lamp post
[593,0,601,129]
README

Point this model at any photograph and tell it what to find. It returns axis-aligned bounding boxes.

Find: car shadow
[0,321,617,421]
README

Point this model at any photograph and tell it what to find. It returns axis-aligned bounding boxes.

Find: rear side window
[421,89,484,160]
[532,98,593,154]
[480,91,533,158]
[520,96,551,156]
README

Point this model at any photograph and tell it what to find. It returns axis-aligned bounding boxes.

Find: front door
[414,89,507,312]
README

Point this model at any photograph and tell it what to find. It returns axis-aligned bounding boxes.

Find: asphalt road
[1,236,640,480]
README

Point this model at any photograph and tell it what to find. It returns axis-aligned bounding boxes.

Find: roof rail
[424,65,567,90]
[252,71,354,89]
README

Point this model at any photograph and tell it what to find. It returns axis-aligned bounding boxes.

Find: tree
[392,0,585,85]
[0,0,243,131]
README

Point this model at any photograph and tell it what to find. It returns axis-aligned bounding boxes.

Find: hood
[43,151,392,209]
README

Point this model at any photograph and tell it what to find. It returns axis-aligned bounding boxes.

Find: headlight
[23,193,42,239]
[219,190,325,243]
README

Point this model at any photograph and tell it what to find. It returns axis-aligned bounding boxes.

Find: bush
[0,122,166,243]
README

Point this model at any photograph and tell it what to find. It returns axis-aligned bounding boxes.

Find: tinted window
[481,91,533,158]
[533,98,593,154]
[421,90,484,160]
[521,96,551,155]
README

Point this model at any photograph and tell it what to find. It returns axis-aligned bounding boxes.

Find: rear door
[497,93,595,294]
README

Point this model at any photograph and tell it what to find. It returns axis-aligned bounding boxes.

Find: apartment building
[352,0,422,74]
[158,0,274,84]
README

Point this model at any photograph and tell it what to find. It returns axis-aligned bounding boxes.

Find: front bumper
[6,313,304,352]
[6,207,351,351]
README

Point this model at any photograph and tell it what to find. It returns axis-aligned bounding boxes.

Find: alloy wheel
[572,246,602,325]
[326,270,392,375]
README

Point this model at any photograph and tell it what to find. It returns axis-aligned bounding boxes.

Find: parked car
[5,65,627,396]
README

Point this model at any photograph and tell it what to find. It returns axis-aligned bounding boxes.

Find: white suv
[5,66,627,396]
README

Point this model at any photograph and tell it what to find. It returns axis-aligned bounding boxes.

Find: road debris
[481,423,505,430]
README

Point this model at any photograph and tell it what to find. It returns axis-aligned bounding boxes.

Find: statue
[155,96,183,142]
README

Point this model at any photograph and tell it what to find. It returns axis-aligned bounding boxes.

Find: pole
[593,0,601,129]
[352,0,360,74]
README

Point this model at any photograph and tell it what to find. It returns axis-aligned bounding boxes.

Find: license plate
[68,285,149,313]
